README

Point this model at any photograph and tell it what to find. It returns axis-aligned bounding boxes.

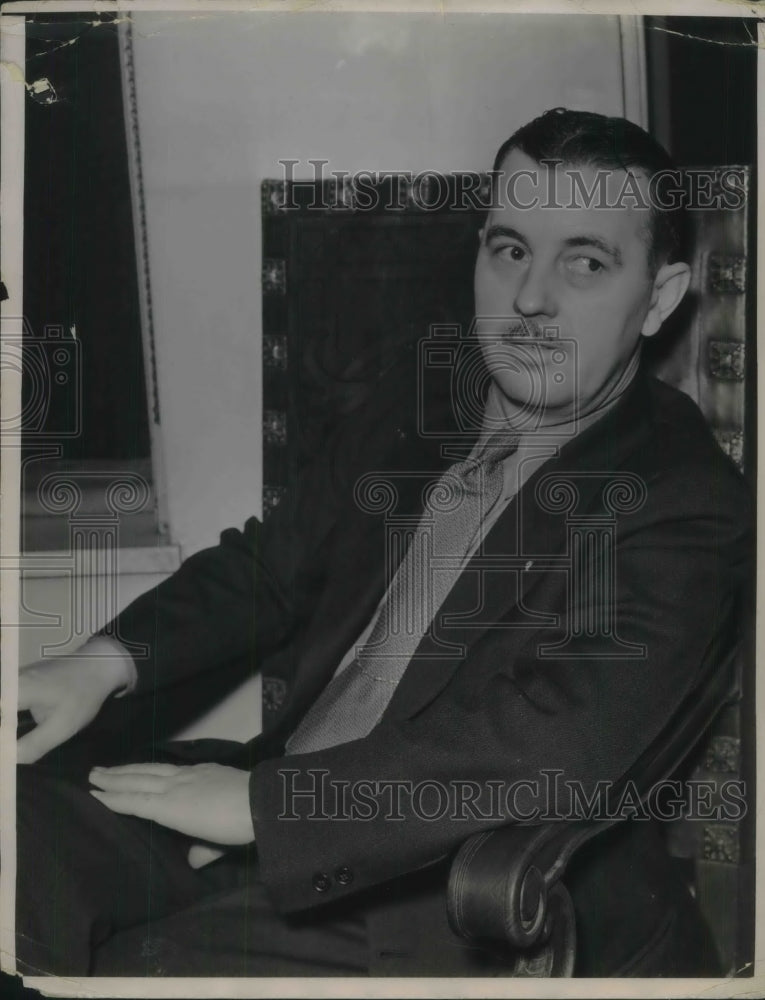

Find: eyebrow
[484,225,528,246]
[484,225,623,266]
[562,234,623,266]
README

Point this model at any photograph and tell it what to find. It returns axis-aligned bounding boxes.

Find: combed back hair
[492,108,687,272]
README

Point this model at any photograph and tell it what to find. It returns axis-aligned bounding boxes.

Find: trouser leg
[91,862,370,977]
[17,761,370,978]
[16,762,212,976]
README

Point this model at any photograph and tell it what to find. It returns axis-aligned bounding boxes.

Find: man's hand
[17,637,136,764]
[88,762,255,845]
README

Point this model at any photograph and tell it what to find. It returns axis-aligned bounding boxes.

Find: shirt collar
[476,354,641,500]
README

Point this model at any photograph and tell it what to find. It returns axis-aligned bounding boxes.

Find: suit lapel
[384,370,655,721]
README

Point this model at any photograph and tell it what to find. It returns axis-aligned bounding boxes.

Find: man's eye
[567,256,604,275]
[495,244,527,262]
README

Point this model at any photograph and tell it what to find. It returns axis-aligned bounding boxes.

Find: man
[16,109,751,977]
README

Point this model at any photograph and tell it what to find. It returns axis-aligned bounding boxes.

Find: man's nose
[513,261,556,317]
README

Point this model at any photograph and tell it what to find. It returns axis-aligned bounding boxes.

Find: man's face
[473,149,662,426]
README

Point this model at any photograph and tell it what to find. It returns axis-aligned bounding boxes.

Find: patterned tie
[284,431,520,755]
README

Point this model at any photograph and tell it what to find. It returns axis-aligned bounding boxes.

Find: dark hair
[492,108,686,271]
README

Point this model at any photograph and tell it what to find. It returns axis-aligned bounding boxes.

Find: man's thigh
[16,762,210,976]
[91,870,370,977]
[17,761,370,978]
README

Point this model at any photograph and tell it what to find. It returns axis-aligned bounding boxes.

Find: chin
[492,373,582,425]
[490,378,547,421]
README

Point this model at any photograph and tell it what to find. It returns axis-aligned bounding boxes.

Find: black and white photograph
[0,1,760,994]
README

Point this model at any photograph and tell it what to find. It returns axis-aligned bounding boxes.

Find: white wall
[128,10,634,556]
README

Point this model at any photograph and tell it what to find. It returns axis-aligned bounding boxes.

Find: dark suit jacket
[110,363,751,975]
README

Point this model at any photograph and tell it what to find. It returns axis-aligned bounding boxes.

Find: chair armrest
[446,818,616,975]
[446,632,743,973]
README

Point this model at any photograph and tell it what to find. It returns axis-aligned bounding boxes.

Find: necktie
[284,431,520,755]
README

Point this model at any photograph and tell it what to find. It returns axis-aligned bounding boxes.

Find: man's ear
[641,261,691,338]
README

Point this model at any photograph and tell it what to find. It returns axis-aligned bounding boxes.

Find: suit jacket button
[312,872,331,893]
[334,865,354,886]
